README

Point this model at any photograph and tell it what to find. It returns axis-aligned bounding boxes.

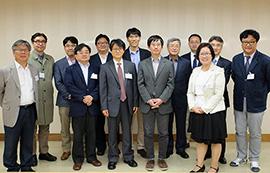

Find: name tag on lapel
[39,72,45,79]
[91,73,98,79]
[125,73,132,79]
[247,73,255,80]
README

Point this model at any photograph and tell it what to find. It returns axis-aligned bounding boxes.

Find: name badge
[39,72,45,79]
[35,75,39,81]
[125,73,132,79]
[247,73,255,80]
[91,73,98,79]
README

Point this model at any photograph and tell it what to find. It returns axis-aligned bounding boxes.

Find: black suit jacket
[232,50,270,113]
[180,52,201,68]
[164,55,192,108]
[216,57,232,108]
[123,47,151,62]
[90,52,113,66]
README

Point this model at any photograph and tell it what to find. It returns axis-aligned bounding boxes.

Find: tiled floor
[0,142,269,172]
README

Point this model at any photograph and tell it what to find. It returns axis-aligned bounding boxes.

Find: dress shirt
[99,53,109,64]
[113,58,124,79]
[78,62,90,85]
[14,61,34,105]
[129,48,140,71]
[66,56,76,66]
[151,56,161,76]
[190,52,197,68]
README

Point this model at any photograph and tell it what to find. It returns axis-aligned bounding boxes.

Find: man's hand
[102,109,109,117]
[133,107,138,113]
[83,95,93,105]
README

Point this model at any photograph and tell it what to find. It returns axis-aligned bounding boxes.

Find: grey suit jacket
[99,60,138,117]
[0,63,38,127]
[137,57,174,114]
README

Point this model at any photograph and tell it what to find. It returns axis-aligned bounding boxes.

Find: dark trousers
[206,109,227,159]
[107,101,133,162]
[168,104,188,154]
[72,112,97,164]
[96,112,106,152]
[4,103,36,172]
[143,110,169,159]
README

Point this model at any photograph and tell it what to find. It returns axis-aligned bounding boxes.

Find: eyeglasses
[65,44,76,48]
[97,42,108,45]
[199,52,211,56]
[112,48,123,52]
[14,48,29,53]
[242,41,256,45]
[33,40,47,44]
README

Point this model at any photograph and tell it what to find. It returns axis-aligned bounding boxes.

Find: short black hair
[209,35,224,43]
[196,43,215,61]
[95,34,110,45]
[110,39,126,51]
[240,29,260,42]
[74,43,91,55]
[188,33,202,42]
[147,35,164,47]
[126,27,141,38]
[31,32,48,43]
[63,36,78,46]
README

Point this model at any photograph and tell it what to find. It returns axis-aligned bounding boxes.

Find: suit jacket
[187,64,225,114]
[54,57,71,107]
[90,52,113,66]
[0,63,38,127]
[64,61,100,117]
[180,52,201,68]
[29,51,54,125]
[216,57,231,108]
[99,59,138,117]
[232,50,270,113]
[123,47,151,62]
[164,55,192,108]
[137,57,174,114]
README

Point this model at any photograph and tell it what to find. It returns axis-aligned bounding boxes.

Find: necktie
[213,59,217,65]
[192,56,197,69]
[117,63,127,102]
[245,56,250,75]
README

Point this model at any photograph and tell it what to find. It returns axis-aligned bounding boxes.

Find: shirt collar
[14,60,29,70]
[243,51,256,59]
[129,47,140,55]
[151,56,161,62]
[78,61,89,68]
[113,58,123,65]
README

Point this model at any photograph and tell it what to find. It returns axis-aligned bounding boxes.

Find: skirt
[189,111,227,144]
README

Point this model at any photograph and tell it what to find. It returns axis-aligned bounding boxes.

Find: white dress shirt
[14,61,34,105]
[78,62,89,85]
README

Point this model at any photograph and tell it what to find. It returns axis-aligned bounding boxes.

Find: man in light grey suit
[0,40,38,172]
[137,35,174,171]
[99,39,138,170]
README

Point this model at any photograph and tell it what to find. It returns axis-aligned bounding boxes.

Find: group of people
[0,28,269,173]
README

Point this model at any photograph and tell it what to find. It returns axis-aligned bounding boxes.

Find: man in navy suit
[123,27,151,158]
[180,33,202,69]
[64,43,102,171]
[230,29,270,172]
[204,36,231,164]
[164,38,192,159]
[54,36,78,161]
[90,34,113,156]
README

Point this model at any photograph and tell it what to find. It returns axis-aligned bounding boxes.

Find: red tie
[117,63,126,102]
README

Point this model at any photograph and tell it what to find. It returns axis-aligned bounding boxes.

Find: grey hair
[12,39,31,52]
[167,38,181,47]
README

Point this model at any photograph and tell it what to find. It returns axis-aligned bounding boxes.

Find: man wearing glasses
[230,29,270,172]
[29,33,57,166]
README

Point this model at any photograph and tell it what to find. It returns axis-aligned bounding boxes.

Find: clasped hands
[191,106,205,114]
[147,98,163,109]
[83,95,93,106]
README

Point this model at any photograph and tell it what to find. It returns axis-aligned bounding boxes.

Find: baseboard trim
[0,133,270,141]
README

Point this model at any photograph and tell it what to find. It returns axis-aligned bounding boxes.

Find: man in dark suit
[54,36,78,161]
[180,33,202,69]
[123,27,151,158]
[204,36,231,164]
[0,40,37,172]
[90,34,113,156]
[64,43,102,171]
[164,38,192,159]
[138,35,174,171]
[230,29,270,172]
[99,39,138,170]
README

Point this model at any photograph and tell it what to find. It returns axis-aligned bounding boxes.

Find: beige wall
[0,0,270,133]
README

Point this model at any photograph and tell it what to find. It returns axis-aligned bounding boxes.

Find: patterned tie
[117,63,127,102]
[213,59,217,65]
[192,55,197,69]
[245,56,251,75]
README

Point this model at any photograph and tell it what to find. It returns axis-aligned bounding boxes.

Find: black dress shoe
[137,149,147,158]
[108,162,116,170]
[176,151,189,159]
[21,167,35,172]
[219,157,227,164]
[32,154,38,166]
[124,159,138,167]
[39,153,57,161]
